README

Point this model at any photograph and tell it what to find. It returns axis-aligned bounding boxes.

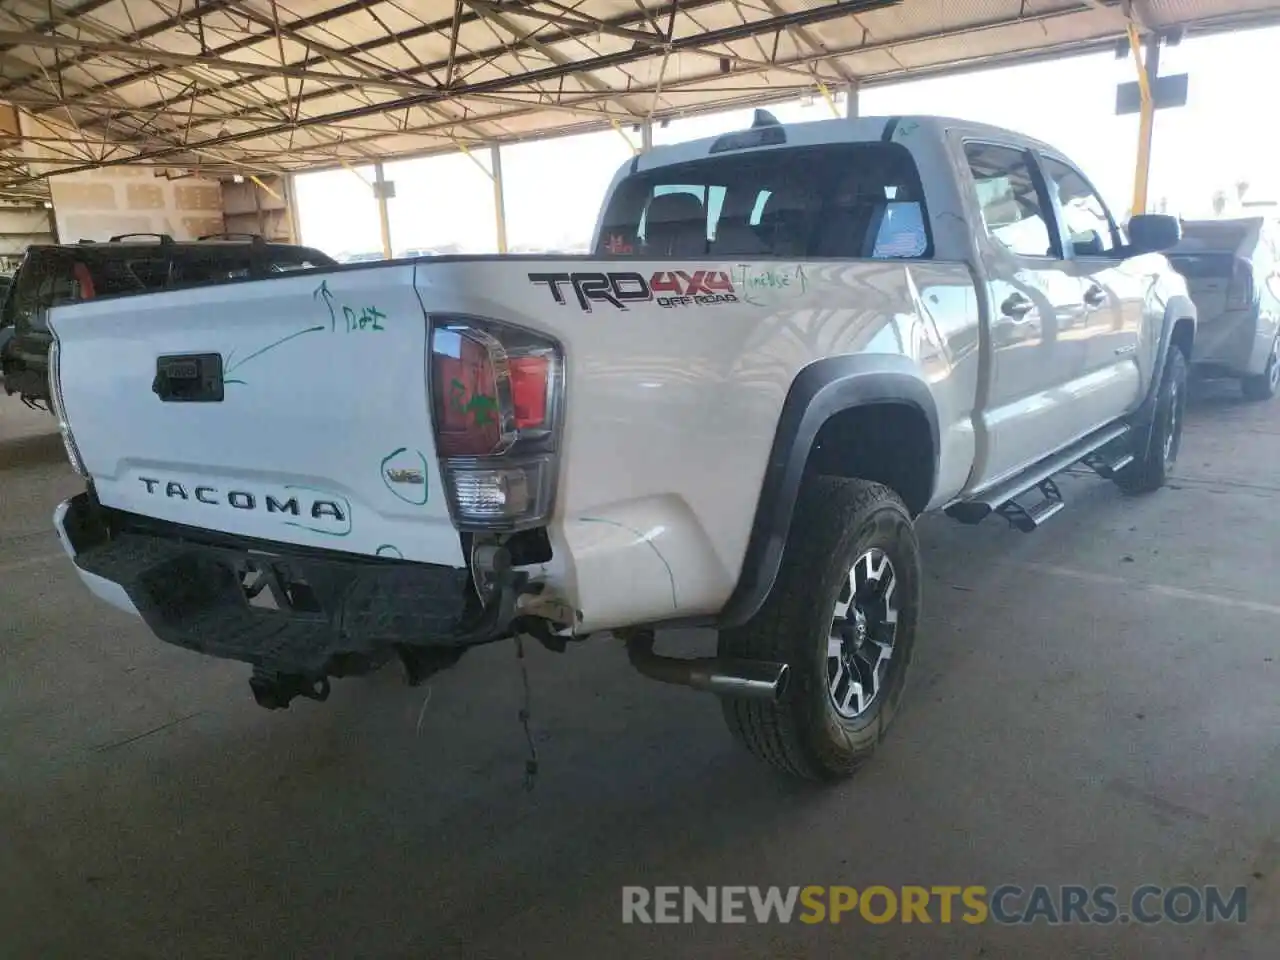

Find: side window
[46,264,80,305]
[1041,157,1120,257]
[963,143,1056,259]
[3,260,42,330]
[7,259,60,332]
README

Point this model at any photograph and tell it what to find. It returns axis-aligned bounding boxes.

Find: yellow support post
[611,117,639,155]
[453,139,508,252]
[248,174,282,202]
[1128,25,1158,217]
[373,162,393,260]
[816,80,840,118]
[490,145,508,254]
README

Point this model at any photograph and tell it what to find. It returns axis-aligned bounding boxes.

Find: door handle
[1083,284,1108,308]
[1001,293,1034,320]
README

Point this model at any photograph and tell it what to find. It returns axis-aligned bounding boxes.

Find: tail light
[1228,259,1254,309]
[429,319,563,531]
[46,324,87,477]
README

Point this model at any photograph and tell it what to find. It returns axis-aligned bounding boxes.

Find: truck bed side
[52,254,979,630]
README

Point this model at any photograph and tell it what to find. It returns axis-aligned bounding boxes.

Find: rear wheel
[719,476,921,780]
[1115,346,1187,495]
[1241,337,1280,402]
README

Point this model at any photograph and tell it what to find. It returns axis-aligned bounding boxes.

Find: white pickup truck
[48,113,1195,780]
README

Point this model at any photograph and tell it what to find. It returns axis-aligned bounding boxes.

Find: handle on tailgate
[153,353,225,402]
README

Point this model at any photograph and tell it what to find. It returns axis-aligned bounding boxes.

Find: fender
[1132,294,1196,435]
[716,354,940,629]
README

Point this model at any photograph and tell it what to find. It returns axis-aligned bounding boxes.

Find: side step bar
[946,423,1132,531]
[1081,450,1135,479]
[996,478,1064,533]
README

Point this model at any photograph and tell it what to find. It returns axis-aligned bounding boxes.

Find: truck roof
[632,113,1069,174]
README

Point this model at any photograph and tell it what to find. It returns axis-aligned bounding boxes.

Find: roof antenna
[752,108,780,128]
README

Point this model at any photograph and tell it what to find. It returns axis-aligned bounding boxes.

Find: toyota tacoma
[46,114,1194,780]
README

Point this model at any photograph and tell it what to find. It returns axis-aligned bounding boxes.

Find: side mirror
[1127,214,1181,254]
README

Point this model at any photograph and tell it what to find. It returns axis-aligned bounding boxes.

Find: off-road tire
[1241,337,1280,402]
[1115,347,1187,495]
[719,476,921,781]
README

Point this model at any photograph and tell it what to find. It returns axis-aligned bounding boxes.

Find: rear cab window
[595,142,932,261]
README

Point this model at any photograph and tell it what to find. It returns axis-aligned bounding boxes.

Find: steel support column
[1128,26,1160,216]
[283,173,303,245]
[374,161,393,259]
[846,81,860,118]
[640,120,653,152]
[490,144,508,254]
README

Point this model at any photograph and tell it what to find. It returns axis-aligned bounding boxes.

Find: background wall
[47,166,224,242]
[221,175,295,242]
[0,203,54,266]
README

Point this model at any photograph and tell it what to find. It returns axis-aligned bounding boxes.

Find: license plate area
[153,353,224,402]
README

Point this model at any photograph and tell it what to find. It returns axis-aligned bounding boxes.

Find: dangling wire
[515,635,539,792]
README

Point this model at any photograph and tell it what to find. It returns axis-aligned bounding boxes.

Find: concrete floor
[1,385,1277,959]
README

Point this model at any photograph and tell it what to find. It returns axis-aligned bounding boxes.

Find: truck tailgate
[50,264,464,567]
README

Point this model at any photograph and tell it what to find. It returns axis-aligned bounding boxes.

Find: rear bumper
[55,493,523,675]
[1192,310,1268,375]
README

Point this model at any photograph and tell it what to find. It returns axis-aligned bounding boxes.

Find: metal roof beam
[0,30,439,94]
[0,0,241,95]
[1081,0,1156,29]
[464,0,665,47]
[59,0,733,132]
[19,0,486,110]
[756,0,857,84]
[461,0,649,118]
[2,0,901,185]
[73,0,860,145]
[0,0,116,55]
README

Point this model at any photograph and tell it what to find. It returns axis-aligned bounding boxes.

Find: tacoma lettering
[137,479,343,524]
[266,495,299,516]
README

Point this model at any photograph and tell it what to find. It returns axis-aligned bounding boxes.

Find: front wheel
[719,476,921,780]
[1115,346,1187,495]
[1242,337,1280,402]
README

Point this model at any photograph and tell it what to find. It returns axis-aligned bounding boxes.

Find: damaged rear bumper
[54,493,525,677]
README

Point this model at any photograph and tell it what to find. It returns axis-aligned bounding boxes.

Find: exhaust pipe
[625,633,789,702]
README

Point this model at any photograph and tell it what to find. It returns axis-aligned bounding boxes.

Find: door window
[1041,156,1120,258]
[964,143,1057,259]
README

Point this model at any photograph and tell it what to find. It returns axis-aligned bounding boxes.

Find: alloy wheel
[827,548,899,719]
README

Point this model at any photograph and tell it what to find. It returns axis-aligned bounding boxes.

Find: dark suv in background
[0,233,335,409]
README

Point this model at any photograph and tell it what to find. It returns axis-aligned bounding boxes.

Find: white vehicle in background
[46,113,1194,781]
[1168,217,1280,400]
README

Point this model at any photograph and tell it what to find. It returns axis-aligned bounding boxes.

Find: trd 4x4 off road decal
[528,270,738,311]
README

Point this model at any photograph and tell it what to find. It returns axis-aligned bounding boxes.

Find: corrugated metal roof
[0,0,1276,196]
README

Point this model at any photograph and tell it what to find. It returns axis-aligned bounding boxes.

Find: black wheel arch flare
[717,355,939,629]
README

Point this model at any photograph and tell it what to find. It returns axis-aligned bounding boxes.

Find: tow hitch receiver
[249,670,331,710]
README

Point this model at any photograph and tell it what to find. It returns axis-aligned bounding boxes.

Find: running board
[995,478,1064,532]
[946,423,1132,529]
[1081,450,1134,479]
